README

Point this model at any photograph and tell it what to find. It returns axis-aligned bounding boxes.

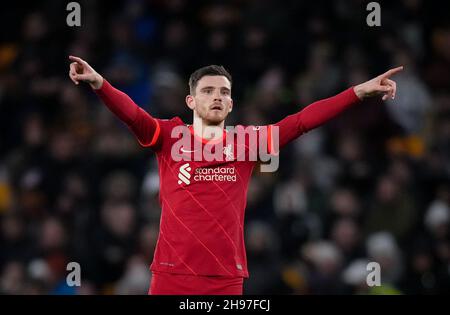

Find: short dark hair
[188,65,232,94]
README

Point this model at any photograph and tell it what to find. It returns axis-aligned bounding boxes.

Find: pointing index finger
[381,66,404,79]
[69,55,87,66]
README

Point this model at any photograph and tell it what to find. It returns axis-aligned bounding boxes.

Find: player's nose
[213,89,222,100]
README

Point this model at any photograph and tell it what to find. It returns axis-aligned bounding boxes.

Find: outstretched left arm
[268,66,403,151]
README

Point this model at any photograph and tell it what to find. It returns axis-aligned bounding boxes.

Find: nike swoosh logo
[180,148,197,153]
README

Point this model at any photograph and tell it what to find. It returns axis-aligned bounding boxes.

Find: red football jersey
[149,118,271,278]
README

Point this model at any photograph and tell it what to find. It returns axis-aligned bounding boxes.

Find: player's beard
[196,106,227,126]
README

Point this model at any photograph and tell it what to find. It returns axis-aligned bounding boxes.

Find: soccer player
[68,55,402,295]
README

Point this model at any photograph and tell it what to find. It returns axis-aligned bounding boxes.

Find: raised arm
[68,55,160,148]
[272,66,403,149]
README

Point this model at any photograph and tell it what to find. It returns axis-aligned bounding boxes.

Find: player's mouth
[210,103,223,111]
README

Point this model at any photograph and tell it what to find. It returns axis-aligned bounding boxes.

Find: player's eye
[222,90,230,96]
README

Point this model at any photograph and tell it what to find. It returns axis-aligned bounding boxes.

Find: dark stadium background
[0,0,449,294]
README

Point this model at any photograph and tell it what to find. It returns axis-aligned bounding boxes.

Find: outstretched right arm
[68,55,160,148]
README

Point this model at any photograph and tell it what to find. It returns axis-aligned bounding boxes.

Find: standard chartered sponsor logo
[194,166,236,182]
[177,163,192,185]
[176,164,237,186]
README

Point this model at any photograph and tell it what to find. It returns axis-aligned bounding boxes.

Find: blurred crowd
[0,0,449,294]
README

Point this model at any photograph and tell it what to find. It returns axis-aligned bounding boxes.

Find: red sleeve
[267,87,361,152]
[94,79,161,148]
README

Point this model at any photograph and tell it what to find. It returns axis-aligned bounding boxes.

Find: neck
[192,115,224,141]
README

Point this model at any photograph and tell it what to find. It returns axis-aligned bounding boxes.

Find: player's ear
[186,95,195,110]
[228,99,233,113]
